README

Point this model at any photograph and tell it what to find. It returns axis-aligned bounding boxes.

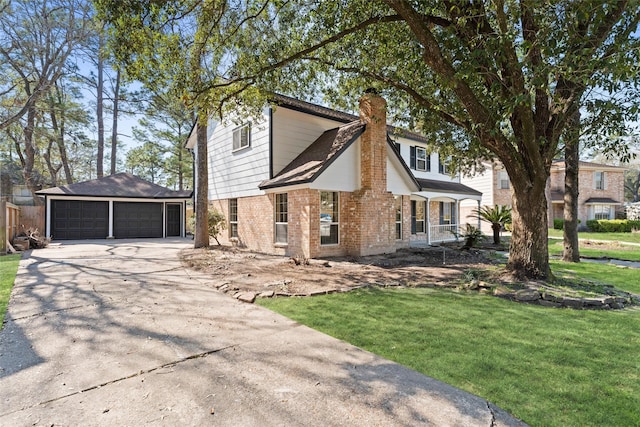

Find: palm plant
[472,205,512,245]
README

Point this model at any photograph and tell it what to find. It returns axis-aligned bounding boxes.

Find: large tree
[98,1,640,277]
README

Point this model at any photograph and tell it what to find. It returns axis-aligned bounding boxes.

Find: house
[186,91,482,258]
[37,173,192,240]
[548,160,626,226]
[459,160,626,232]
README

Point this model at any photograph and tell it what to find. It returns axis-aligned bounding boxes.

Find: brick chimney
[359,90,387,190]
[343,90,396,256]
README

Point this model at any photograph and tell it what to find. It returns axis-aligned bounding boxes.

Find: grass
[258,262,640,427]
[548,228,640,244]
[548,239,640,262]
[0,254,21,326]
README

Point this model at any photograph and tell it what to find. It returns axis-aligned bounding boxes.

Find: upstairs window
[410,146,430,172]
[439,156,451,175]
[232,123,251,151]
[498,171,510,189]
[594,171,605,190]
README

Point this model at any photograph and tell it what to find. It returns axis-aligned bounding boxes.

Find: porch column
[477,200,481,229]
[456,200,461,236]
[426,198,431,245]
[107,200,114,238]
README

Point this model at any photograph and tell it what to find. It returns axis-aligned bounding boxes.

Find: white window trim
[395,196,402,240]
[229,199,238,239]
[498,171,510,189]
[415,201,426,234]
[274,193,288,245]
[415,147,428,171]
[320,191,339,246]
[232,123,251,152]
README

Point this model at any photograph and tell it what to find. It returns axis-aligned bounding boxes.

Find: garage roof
[37,173,192,199]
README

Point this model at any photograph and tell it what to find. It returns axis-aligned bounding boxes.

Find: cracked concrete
[0,239,528,426]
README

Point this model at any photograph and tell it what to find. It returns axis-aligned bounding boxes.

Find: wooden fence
[19,205,45,234]
[2,203,45,254]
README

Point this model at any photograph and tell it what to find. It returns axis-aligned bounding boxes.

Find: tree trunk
[50,85,73,184]
[491,223,501,245]
[563,110,580,262]
[110,68,121,175]
[22,107,43,206]
[508,178,551,279]
[96,33,105,178]
[193,119,210,248]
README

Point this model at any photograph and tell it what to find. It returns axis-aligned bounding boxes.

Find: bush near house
[586,219,640,232]
[553,219,581,230]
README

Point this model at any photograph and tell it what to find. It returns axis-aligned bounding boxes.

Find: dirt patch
[180,244,500,296]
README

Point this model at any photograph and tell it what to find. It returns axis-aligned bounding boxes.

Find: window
[439,156,451,175]
[593,204,611,220]
[498,171,510,189]
[440,202,456,225]
[411,200,425,234]
[320,191,339,245]
[229,199,238,238]
[594,171,605,190]
[275,193,288,244]
[232,123,251,151]
[394,196,403,240]
[410,146,430,171]
[416,147,428,171]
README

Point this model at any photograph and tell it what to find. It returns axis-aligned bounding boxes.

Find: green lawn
[548,228,640,244]
[258,262,640,427]
[0,254,21,325]
[548,239,640,262]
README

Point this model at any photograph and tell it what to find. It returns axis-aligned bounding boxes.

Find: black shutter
[394,142,401,153]
[438,159,444,174]
[411,201,417,234]
[426,154,431,172]
[439,202,444,225]
[410,146,416,169]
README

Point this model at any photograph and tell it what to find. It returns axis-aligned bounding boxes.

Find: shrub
[453,224,485,250]
[553,219,564,230]
[586,219,640,233]
[207,209,227,244]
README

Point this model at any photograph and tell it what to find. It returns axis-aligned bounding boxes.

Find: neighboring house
[460,160,626,232]
[185,91,481,258]
[548,160,626,226]
[37,173,192,240]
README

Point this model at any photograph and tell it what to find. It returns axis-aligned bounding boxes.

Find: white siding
[388,147,416,195]
[460,164,494,208]
[207,112,271,199]
[272,107,350,176]
[311,140,361,191]
[394,136,461,183]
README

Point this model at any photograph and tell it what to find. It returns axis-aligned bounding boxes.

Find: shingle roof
[259,121,365,190]
[416,178,482,196]
[584,197,622,205]
[552,160,626,170]
[36,173,192,199]
[272,94,428,143]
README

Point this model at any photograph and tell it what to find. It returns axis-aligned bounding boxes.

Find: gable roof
[259,121,365,190]
[272,94,429,144]
[36,173,192,199]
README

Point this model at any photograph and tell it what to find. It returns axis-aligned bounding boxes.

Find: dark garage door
[52,200,109,240]
[114,202,163,238]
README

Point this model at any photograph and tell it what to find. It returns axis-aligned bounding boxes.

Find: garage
[114,202,163,238]
[37,173,192,241]
[51,200,109,240]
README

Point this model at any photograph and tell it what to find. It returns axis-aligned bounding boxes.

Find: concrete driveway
[0,239,526,426]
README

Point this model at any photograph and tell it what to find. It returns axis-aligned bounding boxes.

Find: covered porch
[409,178,483,247]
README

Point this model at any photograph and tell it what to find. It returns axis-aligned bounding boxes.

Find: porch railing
[429,223,459,244]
